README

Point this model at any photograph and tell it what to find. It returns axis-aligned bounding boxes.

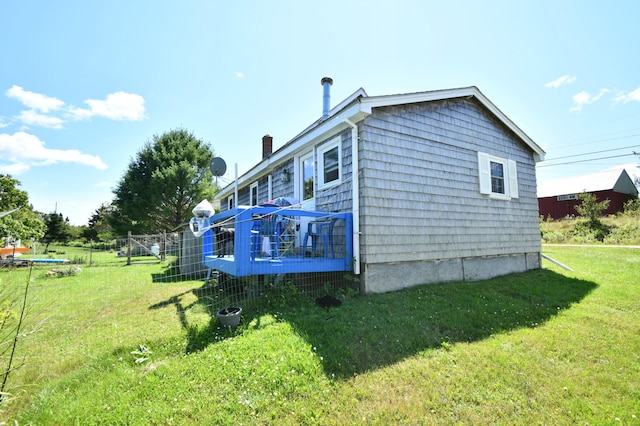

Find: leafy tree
[111,128,216,234]
[41,212,72,252]
[0,174,46,244]
[573,192,611,241]
[84,202,117,241]
[574,192,610,226]
[623,198,640,216]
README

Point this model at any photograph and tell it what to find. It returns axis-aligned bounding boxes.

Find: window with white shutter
[478,152,519,200]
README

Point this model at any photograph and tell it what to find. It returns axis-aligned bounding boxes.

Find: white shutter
[507,159,519,199]
[478,152,491,194]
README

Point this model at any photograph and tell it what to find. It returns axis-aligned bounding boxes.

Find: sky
[1,1,639,225]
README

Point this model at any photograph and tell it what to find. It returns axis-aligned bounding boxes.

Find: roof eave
[360,86,546,162]
[215,100,368,200]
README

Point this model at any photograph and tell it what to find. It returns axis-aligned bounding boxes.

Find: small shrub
[623,198,640,216]
[44,267,82,278]
[604,220,640,245]
[572,219,610,242]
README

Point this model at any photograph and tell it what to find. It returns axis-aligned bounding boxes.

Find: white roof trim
[360,86,545,161]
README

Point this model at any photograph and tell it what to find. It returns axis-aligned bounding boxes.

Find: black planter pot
[217,306,242,328]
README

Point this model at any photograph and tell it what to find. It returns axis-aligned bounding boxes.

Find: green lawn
[1,245,638,424]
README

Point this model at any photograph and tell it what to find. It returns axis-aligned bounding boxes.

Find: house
[537,168,639,220]
[209,79,546,294]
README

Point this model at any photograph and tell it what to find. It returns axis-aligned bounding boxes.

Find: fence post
[127,231,132,266]
[162,231,166,261]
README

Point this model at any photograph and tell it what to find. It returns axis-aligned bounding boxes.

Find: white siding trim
[250,181,259,206]
[478,152,491,195]
[508,159,519,199]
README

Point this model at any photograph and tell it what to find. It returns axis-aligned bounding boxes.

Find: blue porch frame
[202,206,353,277]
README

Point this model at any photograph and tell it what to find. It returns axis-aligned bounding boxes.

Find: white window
[478,152,518,200]
[227,195,234,210]
[250,182,259,206]
[318,137,341,189]
[557,194,577,201]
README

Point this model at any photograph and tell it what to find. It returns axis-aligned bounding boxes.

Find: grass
[0,245,638,424]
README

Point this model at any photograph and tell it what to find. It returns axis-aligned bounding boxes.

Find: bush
[604,219,640,245]
[572,218,610,242]
[541,211,640,245]
[624,198,640,216]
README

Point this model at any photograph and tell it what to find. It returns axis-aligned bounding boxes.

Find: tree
[574,192,610,226]
[573,192,611,241]
[0,174,46,243]
[111,128,216,234]
[41,212,72,252]
[85,202,117,241]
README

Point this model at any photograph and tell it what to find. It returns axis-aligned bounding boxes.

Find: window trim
[227,195,234,210]
[478,152,519,200]
[317,136,342,190]
[250,181,259,206]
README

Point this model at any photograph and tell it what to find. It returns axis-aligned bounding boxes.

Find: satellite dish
[210,157,227,177]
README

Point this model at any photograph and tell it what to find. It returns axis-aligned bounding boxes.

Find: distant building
[537,168,639,220]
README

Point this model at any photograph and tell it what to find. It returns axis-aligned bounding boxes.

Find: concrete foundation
[361,252,541,294]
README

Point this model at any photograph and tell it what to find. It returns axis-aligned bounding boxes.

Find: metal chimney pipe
[321,77,333,120]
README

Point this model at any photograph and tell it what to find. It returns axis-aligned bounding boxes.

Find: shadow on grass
[148,268,597,377]
[150,259,208,284]
[276,268,597,378]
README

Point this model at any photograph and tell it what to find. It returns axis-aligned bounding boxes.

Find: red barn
[538,168,638,220]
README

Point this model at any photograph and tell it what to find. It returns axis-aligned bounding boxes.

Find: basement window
[478,152,519,200]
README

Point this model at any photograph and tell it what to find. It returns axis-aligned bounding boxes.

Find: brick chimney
[262,134,273,159]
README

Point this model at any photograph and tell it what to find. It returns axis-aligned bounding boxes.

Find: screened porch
[201,206,353,277]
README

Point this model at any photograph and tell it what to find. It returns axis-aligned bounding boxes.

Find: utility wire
[552,132,640,150]
[543,144,640,162]
[537,153,637,167]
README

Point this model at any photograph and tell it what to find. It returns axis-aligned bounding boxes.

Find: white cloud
[68,92,146,121]
[0,131,108,174]
[235,71,245,78]
[0,162,31,175]
[569,88,610,112]
[613,86,640,103]
[545,75,577,88]
[6,85,65,112]
[17,110,64,129]
[5,87,147,128]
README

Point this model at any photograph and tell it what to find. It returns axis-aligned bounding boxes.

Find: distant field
[1,245,638,424]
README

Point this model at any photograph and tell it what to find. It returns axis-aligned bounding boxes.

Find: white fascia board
[360,86,546,162]
[215,101,368,200]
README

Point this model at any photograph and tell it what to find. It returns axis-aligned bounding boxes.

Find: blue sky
[1,1,639,225]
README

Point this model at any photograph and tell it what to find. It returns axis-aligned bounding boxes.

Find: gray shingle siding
[314,130,353,213]
[358,98,540,265]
